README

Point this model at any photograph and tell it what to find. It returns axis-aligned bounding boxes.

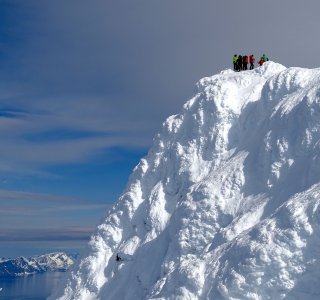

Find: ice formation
[51,62,320,299]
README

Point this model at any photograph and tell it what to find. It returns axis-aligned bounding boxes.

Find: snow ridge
[52,62,320,300]
[0,252,74,277]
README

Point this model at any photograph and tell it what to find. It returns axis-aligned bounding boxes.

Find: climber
[237,55,243,71]
[262,54,269,62]
[116,254,122,261]
[258,57,264,66]
[249,55,255,69]
[243,55,249,70]
[233,54,238,71]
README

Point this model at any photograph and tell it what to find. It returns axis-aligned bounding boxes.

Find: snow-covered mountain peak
[0,252,75,278]
[52,62,320,300]
[194,61,285,114]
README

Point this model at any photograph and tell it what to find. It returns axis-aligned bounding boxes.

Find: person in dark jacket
[237,55,243,71]
[116,254,122,261]
[249,55,255,70]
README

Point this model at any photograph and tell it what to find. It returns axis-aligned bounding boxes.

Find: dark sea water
[0,272,66,300]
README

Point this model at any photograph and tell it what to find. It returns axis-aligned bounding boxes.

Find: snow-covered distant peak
[35,252,74,270]
[0,252,75,278]
[52,63,320,300]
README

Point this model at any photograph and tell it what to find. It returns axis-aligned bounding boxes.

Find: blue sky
[1,0,320,257]
[0,1,153,256]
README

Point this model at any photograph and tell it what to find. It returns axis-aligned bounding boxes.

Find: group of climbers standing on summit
[233,54,269,72]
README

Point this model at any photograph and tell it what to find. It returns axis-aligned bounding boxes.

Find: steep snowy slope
[52,62,320,300]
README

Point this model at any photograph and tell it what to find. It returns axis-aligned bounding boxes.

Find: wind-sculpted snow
[51,62,320,299]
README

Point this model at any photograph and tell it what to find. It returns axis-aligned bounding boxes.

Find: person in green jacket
[233,54,238,71]
[262,54,269,62]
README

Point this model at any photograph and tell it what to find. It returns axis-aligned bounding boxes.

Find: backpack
[250,55,255,63]
[245,56,249,63]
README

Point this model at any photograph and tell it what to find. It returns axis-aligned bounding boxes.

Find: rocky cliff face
[53,62,320,300]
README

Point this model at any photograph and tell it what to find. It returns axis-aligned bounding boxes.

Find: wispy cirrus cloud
[0,189,111,243]
[0,226,94,242]
[0,189,76,202]
[0,100,151,175]
[0,188,111,210]
[0,203,111,216]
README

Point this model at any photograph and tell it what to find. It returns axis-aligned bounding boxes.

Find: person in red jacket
[243,55,249,70]
[258,57,264,66]
[249,55,255,69]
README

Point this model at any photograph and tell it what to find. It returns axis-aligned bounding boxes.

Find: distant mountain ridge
[0,252,75,277]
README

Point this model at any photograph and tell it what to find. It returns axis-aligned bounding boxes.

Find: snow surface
[0,252,74,277]
[51,62,320,299]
